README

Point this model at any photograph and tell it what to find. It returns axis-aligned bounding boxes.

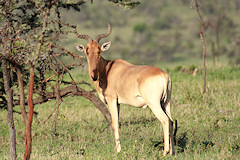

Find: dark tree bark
[2,59,17,160]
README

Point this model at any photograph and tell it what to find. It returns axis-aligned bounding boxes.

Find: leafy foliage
[0,0,86,104]
[108,0,140,9]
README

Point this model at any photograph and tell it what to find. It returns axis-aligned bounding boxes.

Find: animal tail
[162,74,173,122]
[162,74,171,104]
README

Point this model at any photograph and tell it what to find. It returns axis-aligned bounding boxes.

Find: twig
[50,63,63,135]
[194,0,207,94]
[54,44,83,59]
[40,74,57,83]
[52,54,75,84]
[53,80,62,135]
[42,102,57,124]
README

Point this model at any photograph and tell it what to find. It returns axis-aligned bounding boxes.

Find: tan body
[93,58,168,107]
[75,25,175,156]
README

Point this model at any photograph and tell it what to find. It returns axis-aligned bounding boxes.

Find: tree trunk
[195,0,207,94]
[24,64,34,160]
[2,59,17,160]
[16,67,28,126]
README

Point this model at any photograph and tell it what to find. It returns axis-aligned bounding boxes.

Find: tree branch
[194,0,207,94]
[13,85,112,127]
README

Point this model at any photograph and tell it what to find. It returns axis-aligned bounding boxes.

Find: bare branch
[194,0,207,94]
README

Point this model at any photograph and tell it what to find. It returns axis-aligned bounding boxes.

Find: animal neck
[98,56,110,78]
[89,56,110,91]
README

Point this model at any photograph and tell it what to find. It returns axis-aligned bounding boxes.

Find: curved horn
[75,29,92,43]
[95,24,112,42]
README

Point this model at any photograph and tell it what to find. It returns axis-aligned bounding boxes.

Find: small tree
[0,0,106,159]
[194,0,207,94]
[0,0,140,159]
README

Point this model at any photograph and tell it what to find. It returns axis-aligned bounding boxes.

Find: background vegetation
[62,0,240,66]
[1,0,240,159]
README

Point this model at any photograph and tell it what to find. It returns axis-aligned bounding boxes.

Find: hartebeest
[75,24,175,156]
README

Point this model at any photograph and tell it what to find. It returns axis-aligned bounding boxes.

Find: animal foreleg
[107,98,121,152]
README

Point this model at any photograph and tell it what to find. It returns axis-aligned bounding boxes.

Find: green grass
[0,65,240,159]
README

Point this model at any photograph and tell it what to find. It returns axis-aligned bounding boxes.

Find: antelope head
[75,24,112,81]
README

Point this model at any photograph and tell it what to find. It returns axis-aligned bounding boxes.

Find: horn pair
[75,24,112,43]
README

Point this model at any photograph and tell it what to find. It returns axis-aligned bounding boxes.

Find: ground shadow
[150,131,188,153]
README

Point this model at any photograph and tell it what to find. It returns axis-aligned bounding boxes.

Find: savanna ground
[0,59,239,159]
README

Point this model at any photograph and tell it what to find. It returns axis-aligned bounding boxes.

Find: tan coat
[75,29,175,156]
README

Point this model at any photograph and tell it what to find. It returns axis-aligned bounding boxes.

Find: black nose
[91,76,98,81]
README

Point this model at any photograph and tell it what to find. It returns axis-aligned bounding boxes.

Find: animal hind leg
[165,101,175,155]
[148,103,170,156]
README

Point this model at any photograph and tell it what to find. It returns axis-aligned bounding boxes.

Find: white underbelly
[118,95,147,108]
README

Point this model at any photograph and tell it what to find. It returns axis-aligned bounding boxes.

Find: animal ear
[75,43,85,52]
[101,41,111,52]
